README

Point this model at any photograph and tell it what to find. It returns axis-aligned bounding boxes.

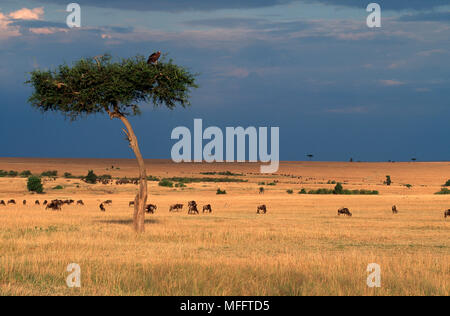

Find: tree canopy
[26,54,198,120]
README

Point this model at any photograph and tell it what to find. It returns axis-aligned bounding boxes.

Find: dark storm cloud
[304,0,449,11]
[35,0,296,12]
[37,0,448,11]
[398,11,450,22]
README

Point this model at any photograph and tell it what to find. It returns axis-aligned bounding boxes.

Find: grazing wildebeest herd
[0,197,449,219]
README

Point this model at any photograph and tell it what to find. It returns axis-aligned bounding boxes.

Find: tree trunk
[118,115,148,233]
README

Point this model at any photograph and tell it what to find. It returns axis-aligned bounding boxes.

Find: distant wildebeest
[104,200,112,205]
[338,207,352,217]
[392,205,398,214]
[129,201,135,207]
[146,204,157,214]
[46,200,62,211]
[202,204,212,213]
[0,200,5,206]
[169,204,183,212]
[23,200,27,206]
[257,204,267,214]
[35,200,40,205]
[43,200,48,205]
[7,199,16,205]
[259,187,264,194]
[445,209,450,218]
[77,200,84,206]
[99,203,105,212]
[188,201,199,215]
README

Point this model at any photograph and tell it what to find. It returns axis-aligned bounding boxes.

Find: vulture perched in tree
[147,51,161,65]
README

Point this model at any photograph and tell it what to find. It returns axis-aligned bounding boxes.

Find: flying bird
[147,51,161,65]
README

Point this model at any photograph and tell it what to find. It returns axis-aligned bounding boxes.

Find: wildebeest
[188,201,199,215]
[169,204,183,212]
[129,201,135,207]
[0,200,5,206]
[103,200,112,205]
[99,203,105,212]
[202,204,212,213]
[43,200,48,205]
[23,200,27,206]
[257,204,267,214]
[259,187,264,194]
[392,205,398,214]
[76,200,84,206]
[46,200,62,211]
[445,209,450,218]
[35,200,40,205]
[338,207,352,217]
[7,199,16,205]
[146,204,157,214]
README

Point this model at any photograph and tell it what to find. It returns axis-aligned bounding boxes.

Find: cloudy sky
[0,0,449,162]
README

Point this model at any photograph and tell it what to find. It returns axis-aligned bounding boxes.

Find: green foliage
[216,188,227,195]
[147,175,160,181]
[41,170,58,177]
[286,189,294,194]
[267,182,276,186]
[385,175,392,186]
[64,172,73,178]
[20,170,32,177]
[163,177,247,184]
[26,54,198,120]
[175,183,186,188]
[0,170,19,177]
[298,189,307,194]
[435,188,450,195]
[27,176,43,193]
[200,171,243,176]
[258,182,266,185]
[98,174,112,180]
[84,170,98,184]
[404,184,412,189]
[443,180,450,187]
[159,179,174,187]
[334,182,343,194]
[52,185,63,190]
[327,180,336,184]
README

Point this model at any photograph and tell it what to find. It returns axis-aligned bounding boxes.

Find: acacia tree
[27,54,197,232]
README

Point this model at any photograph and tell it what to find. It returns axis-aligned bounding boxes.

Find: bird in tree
[147,51,161,65]
[26,53,198,233]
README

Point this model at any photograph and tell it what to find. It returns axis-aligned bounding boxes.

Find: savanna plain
[0,157,448,296]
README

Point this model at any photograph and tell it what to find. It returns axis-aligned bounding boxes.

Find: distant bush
[404,184,412,189]
[20,170,32,177]
[98,174,112,180]
[267,182,276,186]
[41,170,58,177]
[163,177,247,184]
[216,188,227,195]
[27,176,43,193]
[385,175,392,186]
[64,172,73,178]
[298,188,307,194]
[147,175,160,181]
[175,183,186,188]
[435,188,450,195]
[327,180,337,184]
[444,180,450,187]
[201,171,243,176]
[84,170,98,184]
[52,185,63,190]
[305,183,379,195]
[258,182,266,185]
[286,189,294,194]
[159,179,174,187]
[334,183,343,194]
[0,170,18,177]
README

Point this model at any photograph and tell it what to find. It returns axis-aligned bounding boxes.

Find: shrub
[84,170,98,184]
[98,174,112,180]
[175,183,186,188]
[267,182,276,186]
[334,183,343,194]
[298,188,307,194]
[52,185,63,190]
[20,170,32,177]
[147,175,160,181]
[444,180,450,187]
[158,179,174,187]
[41,170,58,177]
[385,175,392,186]
[435,188,450,195]
[404,184,412,189]
[8,170,18,177]
[27,176,43,193]
[258,182,266,185]
[286,189,294,194]
[216,188,227,195]
[64,172,73,178]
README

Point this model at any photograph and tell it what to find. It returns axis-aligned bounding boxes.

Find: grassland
[0,158,448,296]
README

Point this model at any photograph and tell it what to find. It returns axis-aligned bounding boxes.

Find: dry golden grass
[0,158,449,296]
